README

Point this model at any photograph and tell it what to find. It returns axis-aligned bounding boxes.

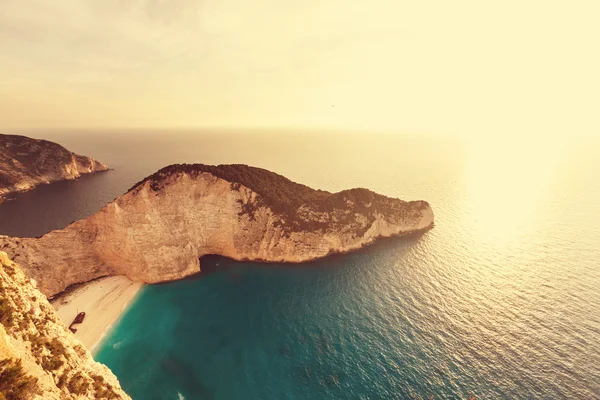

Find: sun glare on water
[463,136,565,247]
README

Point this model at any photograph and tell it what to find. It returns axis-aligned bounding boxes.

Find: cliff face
[0,164,434,298]
[0,252,130,399]
[0,134,108,202]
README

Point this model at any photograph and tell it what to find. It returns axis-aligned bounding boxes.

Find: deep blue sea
[1,130,599,398]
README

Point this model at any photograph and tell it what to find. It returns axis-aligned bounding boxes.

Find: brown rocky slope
[0,251,130,399]
[0,134,108,202]
[0,164,434,298]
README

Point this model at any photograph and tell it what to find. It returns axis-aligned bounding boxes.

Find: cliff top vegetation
[128,163,429,233]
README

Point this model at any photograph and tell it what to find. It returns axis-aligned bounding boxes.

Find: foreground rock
[0,134,108,202]
[0,252,131,399]
[0,164,434,297]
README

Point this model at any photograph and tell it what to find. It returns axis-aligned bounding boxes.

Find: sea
[0,130,598,399]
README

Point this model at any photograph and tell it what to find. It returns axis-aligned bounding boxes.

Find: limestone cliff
[0,164,434,298]
[0,252,130,399]
[0,134,108,202]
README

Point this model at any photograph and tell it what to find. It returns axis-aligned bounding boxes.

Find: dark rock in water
[206,325,220,335]
[161,355,214,398]
[298,334,309,344]
[278,344,293,358]
[329,375,340,386]
[232,349,242,364]
[319,374,340,387]
[317,334,332,354]
[216,336,229,349]
[292,365,313,382]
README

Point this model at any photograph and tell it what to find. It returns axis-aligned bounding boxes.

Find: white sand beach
[51,276,143,355]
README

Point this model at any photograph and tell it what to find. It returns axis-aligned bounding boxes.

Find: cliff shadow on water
[191,229,431,279]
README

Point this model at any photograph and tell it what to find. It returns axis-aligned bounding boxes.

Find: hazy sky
[1,0,598,137]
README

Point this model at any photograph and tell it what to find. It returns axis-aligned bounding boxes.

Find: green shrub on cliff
[67,372,90,395]
[0,297,15,328]
[127,163,429,237]
[129,163,330,213]
[0,358,39,400]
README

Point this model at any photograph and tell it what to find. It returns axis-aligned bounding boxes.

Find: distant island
[0,164,434,298]
[0,134,108,203]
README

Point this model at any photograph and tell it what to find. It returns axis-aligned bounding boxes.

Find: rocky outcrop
[0,164,434,298]
[0,252,131,399]
[0,134,108,202]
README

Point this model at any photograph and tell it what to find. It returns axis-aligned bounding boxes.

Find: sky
[0,0,599,137]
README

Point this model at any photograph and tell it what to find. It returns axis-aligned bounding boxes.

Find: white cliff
[0,164,434,298]
[0,251,131,399]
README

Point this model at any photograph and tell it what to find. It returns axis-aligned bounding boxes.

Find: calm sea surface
[1,130,599,399]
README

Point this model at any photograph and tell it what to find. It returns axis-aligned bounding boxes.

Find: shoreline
[142,227,435,286]
[51,275,143,355]
[46,229,433,356]
[0,168,111,206]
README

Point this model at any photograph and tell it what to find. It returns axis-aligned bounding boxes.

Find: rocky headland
[0,134,108,202]
[0,164,434,298]
[0,251,130,399]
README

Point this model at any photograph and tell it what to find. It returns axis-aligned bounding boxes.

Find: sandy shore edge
[51,275,143,355]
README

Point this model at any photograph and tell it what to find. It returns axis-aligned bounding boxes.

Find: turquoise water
[100,242,505,400]
[97,233,600,399]
[2,131,599,398]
